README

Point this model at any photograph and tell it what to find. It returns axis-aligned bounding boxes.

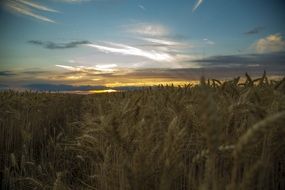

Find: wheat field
[1,73,285,190]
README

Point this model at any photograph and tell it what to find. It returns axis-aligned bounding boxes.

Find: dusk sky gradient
[0,0,284,90]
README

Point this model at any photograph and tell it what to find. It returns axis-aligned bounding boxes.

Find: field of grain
[1,74,285,190]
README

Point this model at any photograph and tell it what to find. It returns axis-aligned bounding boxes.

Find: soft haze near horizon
[0,0,285,90]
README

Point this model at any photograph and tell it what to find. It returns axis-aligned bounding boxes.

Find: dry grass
[1,73,285,190]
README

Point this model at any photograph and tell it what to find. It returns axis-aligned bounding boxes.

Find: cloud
[116,66,284,83]
[4,0,58,23]
[86,42,175,62]
[28,40,90,49]
[127,23,169,37]
[193,0,203,12]
[0,71,16,76]
[95,64,118,72]
[138,4,145,11]
[56,64,118,73]
[2,51,284,89]
[17,0,58,12]
[141,38,182,46]
[244,26,265,35]
[57,50,279,83]
[27,37,192,69]
[22,70,49,75]
[191,51,285,69]
[253,33,285,53]
[203,38,215,45]
[122,22,194,65]
[53,0,115,3]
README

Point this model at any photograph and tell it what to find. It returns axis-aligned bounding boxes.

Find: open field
[1,74,285,190]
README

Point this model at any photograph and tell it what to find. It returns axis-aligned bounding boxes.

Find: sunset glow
[0,0,284,92]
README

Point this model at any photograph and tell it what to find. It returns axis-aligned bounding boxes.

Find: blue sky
[0,0,284,89]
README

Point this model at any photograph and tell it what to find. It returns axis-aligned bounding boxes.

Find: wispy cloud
[28,40,90,49]
[121,22,196,66]
[141,38,182,46]
[86,42,175,62]
[5,0,58,23]
[54,0,113,3]
[27,38,192,68]
[17,0,59,12]
[138,4,145,11]
[193,0,203,12]
[253,33,285,53]
[244,26,265,35]
[56,64,118,73]
[95,64,118,72]
[203,38,215,45]
[127,23,169,37]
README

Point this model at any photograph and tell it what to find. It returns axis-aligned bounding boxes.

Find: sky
[0,0,285,91]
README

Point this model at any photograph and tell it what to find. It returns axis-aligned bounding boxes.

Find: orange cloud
[254,34,285,53]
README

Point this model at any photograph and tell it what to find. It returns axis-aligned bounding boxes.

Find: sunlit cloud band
[86,43,174,62]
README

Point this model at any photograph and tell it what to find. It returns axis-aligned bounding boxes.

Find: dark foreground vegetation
[1,73,285,190]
